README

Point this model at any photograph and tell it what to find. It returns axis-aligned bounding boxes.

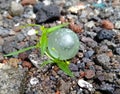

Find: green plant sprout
[4,23,80,77]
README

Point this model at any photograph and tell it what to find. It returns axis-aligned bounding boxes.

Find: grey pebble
[85,50,94,58]
[15,33,25,42]
[0,64,26,94]
[2,41,17,54]
[69,63,78,71]
[9,1,24,16]
[0,46,2,52]
[115,47,120,55]
[0,26,10,37]
[96,53,110,69]
[0,37,4,46]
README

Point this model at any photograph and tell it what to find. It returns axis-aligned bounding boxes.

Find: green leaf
[40,26,48,56]
[4,46,36,57]
[20,24,41,29]
[56,60,74,77]
[41,60,53,67]
[47,23,69,33]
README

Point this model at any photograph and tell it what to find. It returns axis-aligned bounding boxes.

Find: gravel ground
[1,0,120,94]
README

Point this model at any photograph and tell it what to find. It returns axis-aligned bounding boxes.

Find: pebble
[100,83,114,93]
[104,72,116,82]
[43,0,52,5]
[0,13,3,20]
[68,4,87,14]
[78,79,93,91]
[28,53,47,68]
[21,0,37,5]
[27,28,36,35]
[85,21,95,28]
[2,41,17,54]
[9,58,20,68]
[18,52,28,60]
[0,53,4,61]
[84,50,94,58]
[9,1,24,16]
[74,72,80,77]
[0,37,4,46]
[77,52,84,58]
[106,50,113,57]
[33,2,44,13]
[96,29,116,40]
[81,36,94,43]
[69,23,83,33]
[15,33,25,42]
[96,53,110,69]
[101,20,114,30]
[116,79,120,85]
[114,89,120,94]
[0,46,3,52]
[115,21,120,29]
[22,61,32,69]
[59,79,71,94]
[0,64,26,94]
[9,30,16,35]
[77,62,85,70]
[115,47,120,55]
[35,5,60,23]
[101,40,117,48]
[52,0,65,5]
[30,77,39,85]
[69,63,78,71]
[87,41,98,48]
[0,27,10,37]
[85,69,95,79]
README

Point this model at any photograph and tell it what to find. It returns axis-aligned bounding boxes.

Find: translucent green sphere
[48,28,80,60]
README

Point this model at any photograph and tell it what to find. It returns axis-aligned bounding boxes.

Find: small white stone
[68,4,86,14]
[30,77,39,85]
[78,79,93,91]
[27,28,37,35]
[3,11,9,17]
[43,0,51,5]
[115,21,120,29]
[97,0,103,4]
[16,0,20,3]
[14,23,20,26]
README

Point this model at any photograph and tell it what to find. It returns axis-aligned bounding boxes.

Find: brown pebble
[85,70,95,79]
[18,52,28,60]
[55,90,60,94]
[21,0,37,5]
[9,58,21,68]
[22,61,32,69]
[53,65,59,72]
[2,59,8,64]
[69,22,83,33]
[101,20,114,30]
[106,50,113,57]
[79,71,86,78]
